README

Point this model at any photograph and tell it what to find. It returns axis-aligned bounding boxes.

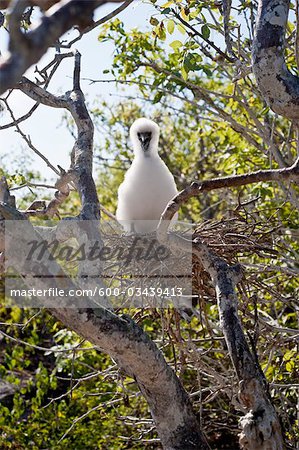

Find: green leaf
[170,40,183,50]
[153,91,163,103]
[180,7,189,21]
[162,0,174,7]
[203,66,212,77]
[286,361,295,372]
[150,16,159,26]
[183,55,193,71]
[181,66,188,80]
[283,350,296,361]
[183,53,202,71]
[177,24,186,34]
[167,19,175,34]
[201,24,210,40]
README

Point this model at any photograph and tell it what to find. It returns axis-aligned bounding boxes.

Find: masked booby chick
[116,118,178,233]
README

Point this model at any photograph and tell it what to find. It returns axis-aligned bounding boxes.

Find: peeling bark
[252,0,299,118]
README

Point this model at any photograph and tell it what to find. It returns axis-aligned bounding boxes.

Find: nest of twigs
[191,213,281,302]
[95,213,285,309]
[98,221,192,309]
[194,215,278,260]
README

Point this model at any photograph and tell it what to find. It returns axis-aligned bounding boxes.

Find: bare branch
[22,172,72,218]
[0,177,15,206]
[10,182,57,190]
[15,58,98,218]
[0,0,127,95]
[222,0,234,56]
[17,76,70,108]
[157,159,299,230]
[63,0,134,48]
[0,52,74,130]
[1,97,61,175]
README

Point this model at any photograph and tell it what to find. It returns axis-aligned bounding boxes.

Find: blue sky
[0,1,155,185]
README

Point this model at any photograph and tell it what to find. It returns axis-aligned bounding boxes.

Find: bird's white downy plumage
[116,118,178,233]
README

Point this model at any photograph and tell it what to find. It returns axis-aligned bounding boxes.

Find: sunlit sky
[0,1,155,185]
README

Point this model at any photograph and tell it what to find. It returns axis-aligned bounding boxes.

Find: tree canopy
[0,1,298,449]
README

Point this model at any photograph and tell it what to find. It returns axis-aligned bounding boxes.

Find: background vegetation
[0,0,298,448]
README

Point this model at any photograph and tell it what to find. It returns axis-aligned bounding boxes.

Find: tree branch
[0,0,127,95]
[0,52,74,131]
[158,159,299,228]
[1,52,211,449]
[1,97,62,175]
[156,165,292,449]
[252,0,299,119]
[62,0,134,48]
[172,9,235,63]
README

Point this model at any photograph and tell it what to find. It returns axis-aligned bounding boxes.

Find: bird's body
[116,118,178,233]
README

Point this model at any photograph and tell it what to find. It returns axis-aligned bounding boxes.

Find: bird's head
[130,118,160,157]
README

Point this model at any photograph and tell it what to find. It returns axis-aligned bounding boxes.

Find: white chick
[116,118,178,233]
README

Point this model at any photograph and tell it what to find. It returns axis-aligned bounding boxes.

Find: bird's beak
[138,132,152,153]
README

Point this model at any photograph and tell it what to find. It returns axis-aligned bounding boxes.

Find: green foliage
[1,0,299,448]
[0,309,152,449]
[1,153,50,210]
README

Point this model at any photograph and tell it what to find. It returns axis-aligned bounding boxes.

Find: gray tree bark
[0,0,126,95]
[252,0,299,119]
